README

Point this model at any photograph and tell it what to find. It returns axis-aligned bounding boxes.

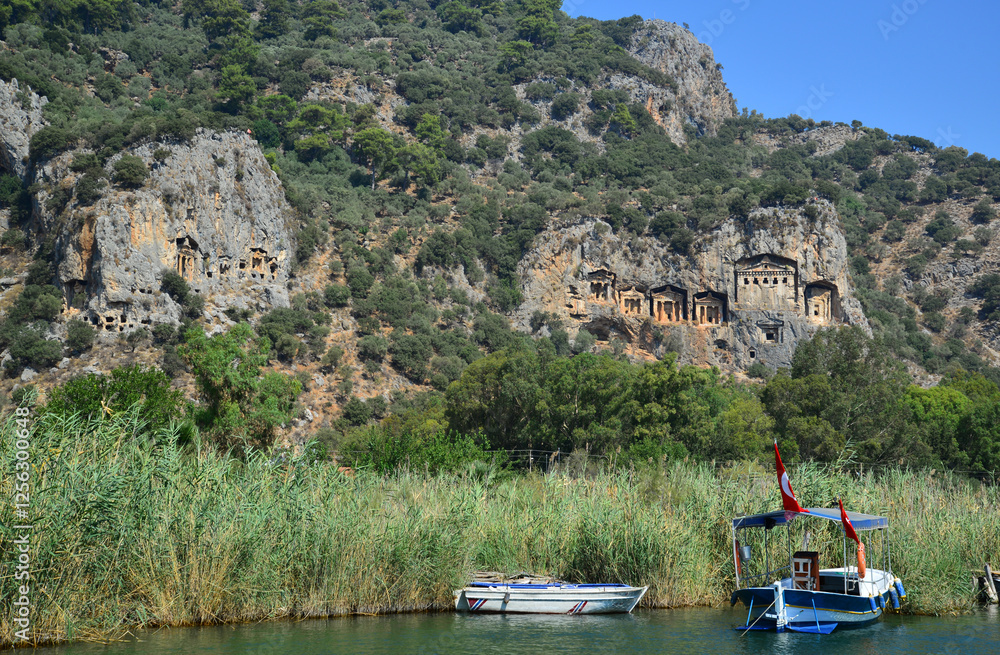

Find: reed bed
[1,411,997,646]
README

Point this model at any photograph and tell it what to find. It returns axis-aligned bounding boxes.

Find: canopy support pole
[786,526,792,582]
[765,527,770,582]
[843,532,848,595]
[732,524,741,589]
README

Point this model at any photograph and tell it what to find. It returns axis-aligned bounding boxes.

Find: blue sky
[565,0,1000,158]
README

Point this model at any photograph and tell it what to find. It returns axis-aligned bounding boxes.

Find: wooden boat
[454,581,648,614]
[729,507,906,633]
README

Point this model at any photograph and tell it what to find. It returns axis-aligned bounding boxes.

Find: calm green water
[36,607,1000,655]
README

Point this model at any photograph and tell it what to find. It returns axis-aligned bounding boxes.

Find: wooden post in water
[985,564,998,604]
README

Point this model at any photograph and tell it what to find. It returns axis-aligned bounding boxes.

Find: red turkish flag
[775,441,808,516]
[838,497,861,545]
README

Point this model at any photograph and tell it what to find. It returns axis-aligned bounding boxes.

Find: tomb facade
[565,285,587,316]
[587,270,616,303]
[651,285,687,323]
[734,254,798,311]
[756,319,784,344]
[618,286,645,317]
[694,291,726,326]
[175,235,200,281]
[805,282,839,324]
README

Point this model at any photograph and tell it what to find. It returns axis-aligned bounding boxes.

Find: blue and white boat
[454,581,647,614]
[729,507,906,634]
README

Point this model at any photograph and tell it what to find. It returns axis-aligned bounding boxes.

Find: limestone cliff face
[513,200,868,371]
[626,20,737,143]
[33,130,292,331]
[0,78,47,181]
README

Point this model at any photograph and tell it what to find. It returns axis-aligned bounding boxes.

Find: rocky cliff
[0,78,47,182]
[31,131,292,331]
[514,199,867,370]
[627,20,738,143]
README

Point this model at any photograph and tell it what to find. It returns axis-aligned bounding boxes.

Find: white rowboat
[454,582,647,614]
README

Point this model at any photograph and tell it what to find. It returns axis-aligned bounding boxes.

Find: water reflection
[37,606,1000,655]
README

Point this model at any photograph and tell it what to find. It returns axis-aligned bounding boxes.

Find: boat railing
[740,564,790,588]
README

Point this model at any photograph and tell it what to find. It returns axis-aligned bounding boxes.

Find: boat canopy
[732,508,888,531]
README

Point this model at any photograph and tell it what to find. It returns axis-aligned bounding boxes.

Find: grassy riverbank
[2,411,998,646]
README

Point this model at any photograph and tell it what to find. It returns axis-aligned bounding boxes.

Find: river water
[37,607,1000,654]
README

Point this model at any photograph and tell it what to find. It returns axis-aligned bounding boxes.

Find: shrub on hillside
[112,155,148,187]
[44,365,185,431]
[66,319,96,353]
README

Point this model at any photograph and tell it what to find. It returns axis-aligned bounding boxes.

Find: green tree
[550,93,581,121]
[3,325,62,372]
[627,355,720,458]
[256,0,289,39]
[516,0,560,45]
[353,128,398,189]
[415,113,447,153]
[956,401,1000,471]
[161,270,191,304]
[609,105,638,137]
[785,327,912,462]
[904,385,973,468]
[532,353,632,452]
[971,198,996,224]
[29,126,72,163]
[179,324,302,449]
[293,133,333,163]
[438,1,483,34]
[44,365,185,433]
[302,0,345,40]
[112,155,148,187]
[257,94,299,126]
[290,103,348,141]
[358,334,388,362]
[498,40,534,71]
[66,319,96,353]
[398,143,441,187]
[124,327,151,352]
[183,0,251,42]
[715,394,775,460]
[445,347,543,449]
[217,65,256,113]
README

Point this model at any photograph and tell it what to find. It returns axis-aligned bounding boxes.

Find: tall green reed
[1,410,996,646]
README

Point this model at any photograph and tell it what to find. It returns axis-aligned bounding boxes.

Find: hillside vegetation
[0,0,999,469]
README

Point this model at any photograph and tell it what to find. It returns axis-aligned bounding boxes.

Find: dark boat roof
[732,508,888,531]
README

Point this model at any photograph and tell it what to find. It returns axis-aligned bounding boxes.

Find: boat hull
[733,588,889,631]
[731,569,900,633]
[454,584,648,615]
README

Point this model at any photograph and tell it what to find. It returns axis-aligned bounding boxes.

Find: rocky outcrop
[627,20,737,144]
[0,78,48,181]
[32,130,292,331]
[754,124,861,157]
[513,200,867,371]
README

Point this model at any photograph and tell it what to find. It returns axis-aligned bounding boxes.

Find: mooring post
[985,564,998,604]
